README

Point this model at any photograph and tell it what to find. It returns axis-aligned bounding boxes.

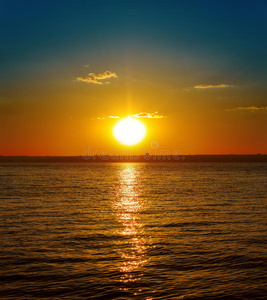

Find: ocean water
[0,162,266,300]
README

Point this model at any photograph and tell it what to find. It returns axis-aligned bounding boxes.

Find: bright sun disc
[113,117,146,146]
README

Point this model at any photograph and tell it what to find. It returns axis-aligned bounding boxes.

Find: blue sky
[1,0,266,83]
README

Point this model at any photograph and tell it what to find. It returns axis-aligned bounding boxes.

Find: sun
[113,117,146,146]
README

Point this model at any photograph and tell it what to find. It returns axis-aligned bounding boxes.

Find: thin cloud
[76,71,118,84]
[97,112,166,120]
[97,116,120,120]
[91,71,117,80]
[232,106,267,111]
[194,84,231,89]
[131,112,166,119]
[77,77,104,84]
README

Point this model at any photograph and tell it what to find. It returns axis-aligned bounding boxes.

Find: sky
[0,0,266,156]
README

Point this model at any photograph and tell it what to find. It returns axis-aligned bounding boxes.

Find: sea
[0,162,266,299]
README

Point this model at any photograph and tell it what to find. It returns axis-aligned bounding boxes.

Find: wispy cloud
[97,112,166,120]
[91,71,117,80]
[77,71,118,85]
[97,116,120,120]
[77,77,105,84]
[231,106,267,111]
[131,112,166,119]
[194,84,231,89]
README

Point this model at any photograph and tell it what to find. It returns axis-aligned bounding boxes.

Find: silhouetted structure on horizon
[0,154,266,163]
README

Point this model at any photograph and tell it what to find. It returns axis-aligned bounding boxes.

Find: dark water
[0,163,266,299]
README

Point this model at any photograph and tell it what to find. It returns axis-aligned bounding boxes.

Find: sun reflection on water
[114,164,147,284]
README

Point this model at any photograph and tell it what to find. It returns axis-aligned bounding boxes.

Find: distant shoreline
[0,155,266,163]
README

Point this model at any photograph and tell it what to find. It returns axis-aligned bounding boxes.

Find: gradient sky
[1,0,266,155]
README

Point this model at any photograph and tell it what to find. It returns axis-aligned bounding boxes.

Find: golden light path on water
[114,164,147,287]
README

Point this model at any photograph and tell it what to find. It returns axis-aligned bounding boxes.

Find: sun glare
[113,117,146,146]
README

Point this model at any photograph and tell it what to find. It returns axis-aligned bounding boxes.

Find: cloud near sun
[76,71,118,85]
[131,112,166,119]
[97,112,166,120]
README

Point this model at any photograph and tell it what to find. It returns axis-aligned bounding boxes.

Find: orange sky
[1,1,266,156]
